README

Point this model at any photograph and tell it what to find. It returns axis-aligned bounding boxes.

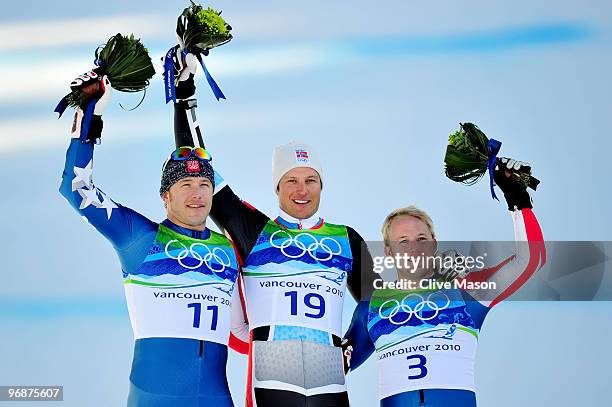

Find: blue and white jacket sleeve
[59,110,155,253]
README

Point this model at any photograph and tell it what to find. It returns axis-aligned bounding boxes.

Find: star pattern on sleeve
[72,160,118,220]
[72,159,94,191]
[97,190,118,220]
[77,186,101,210]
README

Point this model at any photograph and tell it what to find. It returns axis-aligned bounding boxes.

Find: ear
[384,244,392,257]
[162,190,170,206]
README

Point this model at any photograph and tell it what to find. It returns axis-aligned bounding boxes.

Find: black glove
[494,157,533,211]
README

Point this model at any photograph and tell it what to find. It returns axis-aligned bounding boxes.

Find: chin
[194,218,208,226]
[183,216,206,227]
[297,206,317,218]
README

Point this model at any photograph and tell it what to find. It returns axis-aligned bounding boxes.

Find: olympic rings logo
[269,230,342,261]
[378,291,451,325]
[165,240,231,274]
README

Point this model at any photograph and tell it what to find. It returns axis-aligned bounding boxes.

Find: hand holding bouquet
[55,33,154,113]
[444,123,540,200]
[164,2,233,102]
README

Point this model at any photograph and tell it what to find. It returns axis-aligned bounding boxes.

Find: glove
[162,46,198,100]
[494,157,533,211]
[70,70,99,93]
[435,249,471,282]
[69,74,111,143]
[94,75,112,116]
[341,338,354,374]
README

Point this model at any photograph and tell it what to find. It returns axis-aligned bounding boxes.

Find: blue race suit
[60,113,240,407]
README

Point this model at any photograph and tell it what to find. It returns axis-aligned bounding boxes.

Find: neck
[276,208,322,230]
[166,215,207,232]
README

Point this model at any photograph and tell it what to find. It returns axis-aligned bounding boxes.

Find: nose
[190,186,203,199]
[294,181,307,195]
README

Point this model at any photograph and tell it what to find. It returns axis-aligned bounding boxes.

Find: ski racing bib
[242,221,353,337]
[124,224,239,344]
[368,288,483,399]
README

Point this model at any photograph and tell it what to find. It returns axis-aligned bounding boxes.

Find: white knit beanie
[272,141,323,193]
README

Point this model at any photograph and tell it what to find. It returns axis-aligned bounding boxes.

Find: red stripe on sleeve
[490,209,545,307]
[229,332,249,355]
[245,330,254,407]
[523,208,547,266]
[238,276,249,324]
[242,200,257,212]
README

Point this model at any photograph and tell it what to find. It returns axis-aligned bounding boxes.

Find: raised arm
[168,50,269,260]
[59,76,155,252]
[171,50,205,148]
[461,158,546,307]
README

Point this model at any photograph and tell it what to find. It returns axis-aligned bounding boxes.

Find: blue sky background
[1,1,611,406]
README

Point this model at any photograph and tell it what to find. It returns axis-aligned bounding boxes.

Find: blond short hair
[381,205,436,245]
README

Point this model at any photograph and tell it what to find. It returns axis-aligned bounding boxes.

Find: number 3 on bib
[284,291,326,319]
[407,354,428,380]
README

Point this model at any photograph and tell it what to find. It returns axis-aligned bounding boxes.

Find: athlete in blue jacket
[344,159,546,406]
[59,74,240,407]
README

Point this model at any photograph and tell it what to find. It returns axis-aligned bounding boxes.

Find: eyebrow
[178,179,210,185]
[396,233,429,239]
[285,175,319,181]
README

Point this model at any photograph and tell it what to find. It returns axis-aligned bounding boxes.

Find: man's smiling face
[162,176,213,230]
[277,167,322,219]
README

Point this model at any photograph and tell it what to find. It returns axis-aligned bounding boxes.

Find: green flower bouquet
[61,33,155,110]
[164,2,233,102]
[177,2,233,53]
[444,123,539,197]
